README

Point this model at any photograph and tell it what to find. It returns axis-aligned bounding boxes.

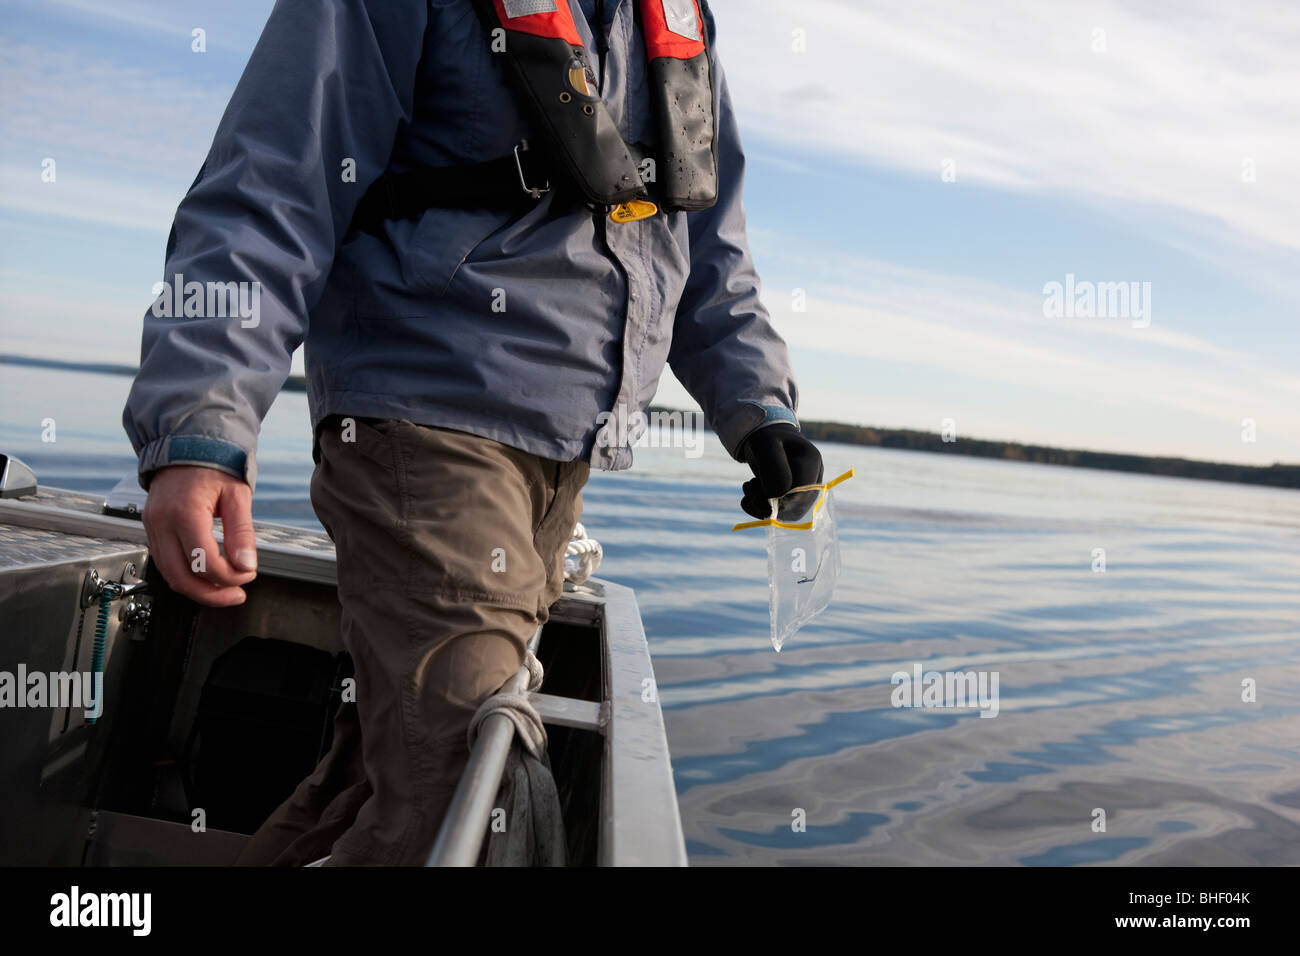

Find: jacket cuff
[136,435,255,491]
[715,401,799,461]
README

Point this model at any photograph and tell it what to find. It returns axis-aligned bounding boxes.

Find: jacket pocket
[410,205,515,297]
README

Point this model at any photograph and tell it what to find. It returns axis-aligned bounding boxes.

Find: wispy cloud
[758,253,1298,463]
[5,0,270,55]
[0,36,228,183]
[714,0,1300,251]
[660,232,1298,463]
[0,164,184,232]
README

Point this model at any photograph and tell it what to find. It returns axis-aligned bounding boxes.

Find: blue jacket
[122,0,800,488]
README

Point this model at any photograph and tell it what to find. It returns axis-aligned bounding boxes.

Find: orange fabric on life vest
[490,0,583,45]
[639,0,707,60]
[493,0,707,60]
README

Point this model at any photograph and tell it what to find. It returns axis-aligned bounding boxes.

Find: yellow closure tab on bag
[731,468,855,531]
[610,199,659,223]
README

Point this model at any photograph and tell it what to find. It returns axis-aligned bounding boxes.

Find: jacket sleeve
[666,4,801,462]
[121,0,429,490]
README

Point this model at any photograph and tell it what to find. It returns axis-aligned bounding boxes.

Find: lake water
[4,363,1299,865]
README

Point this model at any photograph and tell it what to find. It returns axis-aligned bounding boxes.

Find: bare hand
[142,465,258,607]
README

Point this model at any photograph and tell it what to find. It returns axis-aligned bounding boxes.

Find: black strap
[350,142,555,233]
[350,141,663,233]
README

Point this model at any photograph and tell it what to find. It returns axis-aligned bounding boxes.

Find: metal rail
[0,497,338,585]
[425,627,543,866]
[597,583,688,866]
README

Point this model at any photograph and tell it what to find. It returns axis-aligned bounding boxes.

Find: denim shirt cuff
[717,401,799,460]
[137,434,254,491]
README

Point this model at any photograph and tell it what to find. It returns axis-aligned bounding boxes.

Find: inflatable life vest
[351,0,719,231]
[472,0,719,213]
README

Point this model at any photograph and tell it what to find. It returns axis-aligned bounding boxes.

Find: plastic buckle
[514,141,550,200]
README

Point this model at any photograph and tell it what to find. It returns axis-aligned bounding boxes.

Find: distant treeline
[800,422,1300,489]
[646,406,1300,490]
[5,355,1294,489]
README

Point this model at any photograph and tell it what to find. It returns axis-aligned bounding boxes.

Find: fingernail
[235,549,257,572]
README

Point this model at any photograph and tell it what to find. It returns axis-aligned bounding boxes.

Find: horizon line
[3,351,1295,474]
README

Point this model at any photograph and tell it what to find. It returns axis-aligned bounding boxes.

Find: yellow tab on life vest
[610,199,658,223]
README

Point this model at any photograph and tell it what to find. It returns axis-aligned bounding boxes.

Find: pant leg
[236,418,589,866]
[312,418,587,865]
[533,457,589,620]
[234,699,371,866]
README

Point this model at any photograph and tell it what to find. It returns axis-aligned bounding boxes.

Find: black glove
[739,423,824,520]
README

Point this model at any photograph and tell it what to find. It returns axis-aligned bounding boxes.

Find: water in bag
[733,470,854,651]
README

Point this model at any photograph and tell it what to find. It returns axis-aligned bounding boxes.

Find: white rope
[467,651,547,757]
[563,521,602,585]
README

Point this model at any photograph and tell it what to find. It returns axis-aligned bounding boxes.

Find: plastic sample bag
[733,469,854,651]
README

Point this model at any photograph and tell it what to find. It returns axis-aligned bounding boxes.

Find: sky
[1,0,1297,466]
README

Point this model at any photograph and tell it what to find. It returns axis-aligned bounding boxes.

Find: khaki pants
[236,417,589,866]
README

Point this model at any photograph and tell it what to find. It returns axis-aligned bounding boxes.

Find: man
[123,0,822,866]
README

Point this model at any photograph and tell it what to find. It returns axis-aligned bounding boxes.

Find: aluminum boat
[0,452,686,866]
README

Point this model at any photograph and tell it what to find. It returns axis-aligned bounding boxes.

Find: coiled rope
[563,522,602,585]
